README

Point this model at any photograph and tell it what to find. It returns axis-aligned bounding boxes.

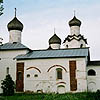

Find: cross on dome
[15,8,17,17]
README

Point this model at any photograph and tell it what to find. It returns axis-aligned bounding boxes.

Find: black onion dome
[49,34,61,44]
[7,17,23,31]
[69,16,81,27]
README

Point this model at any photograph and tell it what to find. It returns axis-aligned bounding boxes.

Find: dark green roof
[49,34,61,44]
[15,48,89,60]
[88,61,100,66]
[7,17,23,31]
[69,16,81,27]
[0,42,28,50]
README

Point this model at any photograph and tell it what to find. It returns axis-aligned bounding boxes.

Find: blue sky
[1,0,100,60]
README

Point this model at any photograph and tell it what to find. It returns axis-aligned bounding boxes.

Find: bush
[1,74,15,96]
[95,90,100,100]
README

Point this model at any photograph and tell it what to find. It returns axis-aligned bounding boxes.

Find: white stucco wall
[50,44,60,49]
[87,65,100,92]
[17,57,87,93]
[0,48,88,93]
[9,30,21,43]
[70,26,80,35]
[76,60,87,92]
[64,39,86,48]
[0,49,28,93]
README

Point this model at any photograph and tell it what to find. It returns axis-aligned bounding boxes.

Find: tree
[1,74,15,96]
[0,0,4,16]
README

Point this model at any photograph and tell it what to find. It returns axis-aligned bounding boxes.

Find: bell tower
[63,14,87,48]
[7,8,23,43]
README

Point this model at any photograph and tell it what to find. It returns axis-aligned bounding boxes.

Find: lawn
[0,92,100,100]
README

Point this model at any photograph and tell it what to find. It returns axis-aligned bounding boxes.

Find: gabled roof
[0,42,29,50]
[15,48,89,60]
[88,61,100,66]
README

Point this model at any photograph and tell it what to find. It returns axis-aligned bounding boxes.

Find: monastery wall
[17,57,87,93]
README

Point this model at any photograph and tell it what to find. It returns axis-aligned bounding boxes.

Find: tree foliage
[0,0,3,16]
[1,74,15,96]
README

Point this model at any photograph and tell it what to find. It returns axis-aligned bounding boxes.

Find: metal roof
[88,61,100,66]
[15,48,89,60]
[0,42,28,50]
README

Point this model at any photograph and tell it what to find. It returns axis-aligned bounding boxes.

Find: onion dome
[69,16,81,27]
[7,17,23,31]
[49,34,61,45]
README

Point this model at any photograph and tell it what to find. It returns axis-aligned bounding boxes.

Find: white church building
[0,10,100,94]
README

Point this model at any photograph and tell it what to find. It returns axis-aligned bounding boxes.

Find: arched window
[6,67,9,74]
[56,68,62,79]
[88,69,96,76]
[57,85,65,94]
[66,45,68,48]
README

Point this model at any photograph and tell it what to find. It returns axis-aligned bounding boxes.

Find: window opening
[88,69,96,76]
[34,74,38,77]
[7,67,9,74]
[27,74,30,78]
[56,68,62,79]
[17,72,22,80]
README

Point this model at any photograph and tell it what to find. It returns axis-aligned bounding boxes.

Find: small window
[6,67,9,74]
[17,72,23,80]
[56,68,62,79]
[80,44,83,48]
[66,45,68,48]
[27,74,30,78]
[88,69,96,76]
[34,74,38,77]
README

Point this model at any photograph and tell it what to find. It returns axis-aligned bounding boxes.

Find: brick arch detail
[26,67,41,73]
[47,65,67,72]
[56,82,66,85]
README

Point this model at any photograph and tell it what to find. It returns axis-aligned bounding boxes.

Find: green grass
[0,92,99,100]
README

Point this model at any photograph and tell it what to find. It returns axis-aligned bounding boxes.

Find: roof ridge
[31,47,89,51]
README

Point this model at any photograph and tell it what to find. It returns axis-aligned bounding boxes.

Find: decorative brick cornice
[47,65,67,72]
[63,34,87,44]
[56,82,66,85]
[26,67,41,73]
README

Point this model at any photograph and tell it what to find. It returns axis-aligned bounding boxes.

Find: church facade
[0,11,100,93]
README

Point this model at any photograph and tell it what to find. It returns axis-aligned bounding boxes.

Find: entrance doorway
[16,63,24,92]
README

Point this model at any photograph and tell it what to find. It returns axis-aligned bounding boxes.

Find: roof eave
[0,48,30,51]
[16,56,87,60]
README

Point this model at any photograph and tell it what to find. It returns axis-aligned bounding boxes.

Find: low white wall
[87,65,100,92]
